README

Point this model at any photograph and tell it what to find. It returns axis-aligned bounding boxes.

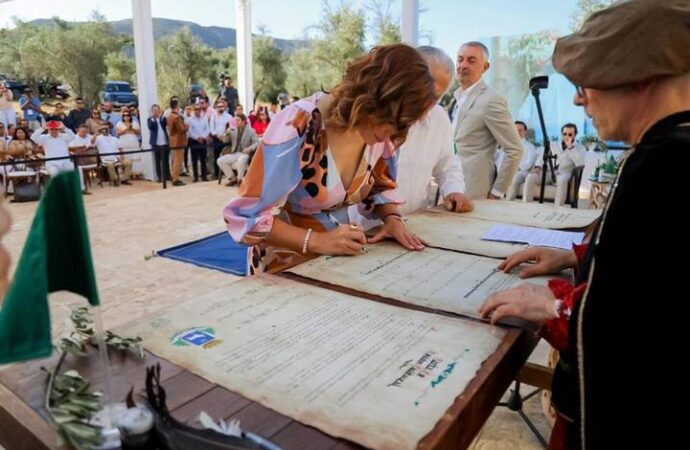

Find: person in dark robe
[479,1,690,448]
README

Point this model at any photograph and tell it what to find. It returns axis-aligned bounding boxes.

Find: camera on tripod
[218,72,229,89]
[529,75,557,203]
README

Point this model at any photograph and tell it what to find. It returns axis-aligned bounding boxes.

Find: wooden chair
[565,166,585,208]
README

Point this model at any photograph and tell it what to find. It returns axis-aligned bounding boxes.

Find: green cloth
[0,170,99,364]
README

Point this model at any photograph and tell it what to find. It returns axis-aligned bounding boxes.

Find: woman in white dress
[116,111,142,174]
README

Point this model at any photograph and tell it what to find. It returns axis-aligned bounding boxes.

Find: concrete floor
[2,179,553,448]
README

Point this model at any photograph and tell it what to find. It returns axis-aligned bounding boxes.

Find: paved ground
[2,179,552,448]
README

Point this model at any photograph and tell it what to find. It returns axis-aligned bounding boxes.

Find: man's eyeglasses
[575,85,586,98]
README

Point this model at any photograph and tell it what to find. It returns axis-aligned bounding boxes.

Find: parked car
[2,78,28,98]
[1,78,69,99]
[101,80,138,107]
[38,81,70,100]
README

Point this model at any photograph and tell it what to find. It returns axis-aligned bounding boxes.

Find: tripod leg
[518,410,549,448]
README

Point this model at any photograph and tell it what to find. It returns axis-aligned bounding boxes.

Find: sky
[0,0,579,59]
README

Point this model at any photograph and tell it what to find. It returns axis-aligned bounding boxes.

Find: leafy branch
[44,307,144,450]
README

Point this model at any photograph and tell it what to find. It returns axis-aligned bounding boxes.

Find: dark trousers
[211,136,225,178]
[189,139,208,181]
[153,145,171,182]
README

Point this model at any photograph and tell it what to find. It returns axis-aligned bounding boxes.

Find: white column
[131,0,158,180]
[401,0,419,46]
[235,0,254,111]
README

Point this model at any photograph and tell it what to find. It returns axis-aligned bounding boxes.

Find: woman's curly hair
[326,44,436,146]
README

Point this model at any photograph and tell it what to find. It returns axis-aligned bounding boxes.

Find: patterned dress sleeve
[223,107,309,246]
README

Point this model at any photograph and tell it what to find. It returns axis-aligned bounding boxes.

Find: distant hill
[29,17,308,52]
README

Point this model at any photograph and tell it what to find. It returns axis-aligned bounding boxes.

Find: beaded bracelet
[302,228,313,254]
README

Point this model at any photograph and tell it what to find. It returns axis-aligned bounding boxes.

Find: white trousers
[506,171,527,201]
[47,162,85,190]
[217,153,250,181]
[0,108,16,128]
[523,171,571,206]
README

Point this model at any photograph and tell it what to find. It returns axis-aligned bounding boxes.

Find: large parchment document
[404,210,528,258]
[288,242,551,320]
[461,200,601,229]
[121,275,506,450]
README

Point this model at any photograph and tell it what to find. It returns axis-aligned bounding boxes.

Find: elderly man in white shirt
[523,122,586,206]
[31,121,86,191]
[93,123,132,185]
[68,123,97,194]
[505,121,540,200]
[350,46,472,233]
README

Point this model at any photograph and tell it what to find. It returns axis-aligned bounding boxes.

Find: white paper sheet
[482,224,584,250]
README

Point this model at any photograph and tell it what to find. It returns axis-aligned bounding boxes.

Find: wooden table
[1,270,538,450]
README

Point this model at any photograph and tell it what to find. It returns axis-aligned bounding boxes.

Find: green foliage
[253,35,287,103]
[0,14,125,104]
[155,27,214,102]
[105,50,136,85]
[0,20,53,88]
[285,47,323,98]
[49,369,103,450]
[570,0,614,31]
[48,307,144,450]
[309,1,367,89]
[366,0,401,45]
[208,47,237,98]
[507,31,558,82]
[56,307,144,358]
[0,1,403,108]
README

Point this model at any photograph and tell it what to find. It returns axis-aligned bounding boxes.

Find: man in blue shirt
[18,87,43,130]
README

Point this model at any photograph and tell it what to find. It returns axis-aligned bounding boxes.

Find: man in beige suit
[451,42,523,199]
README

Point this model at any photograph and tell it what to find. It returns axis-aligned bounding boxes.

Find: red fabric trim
[573,243,588,266]
[539,279,588,351]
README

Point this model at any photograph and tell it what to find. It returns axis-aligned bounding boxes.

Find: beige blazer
[221,126,259,156]
[452,80,523,199]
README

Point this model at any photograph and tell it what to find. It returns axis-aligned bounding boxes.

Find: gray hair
[460,41,490,60]
[417,45,455,80]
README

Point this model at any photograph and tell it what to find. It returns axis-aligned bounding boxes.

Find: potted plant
[597,154,618,182]
[580,134,600,151]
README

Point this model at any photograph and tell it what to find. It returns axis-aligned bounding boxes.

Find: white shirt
[68,134,94,149]
[450,79,482,127]
[31,128,75,162]
[154,117,167,146]
[396,105,466,215]
[348,105,466,225]
[209,111,235,138]
[537,141,586,175]
[518,139,539,173]
[95,134,121,163]
[187,114,210,140]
